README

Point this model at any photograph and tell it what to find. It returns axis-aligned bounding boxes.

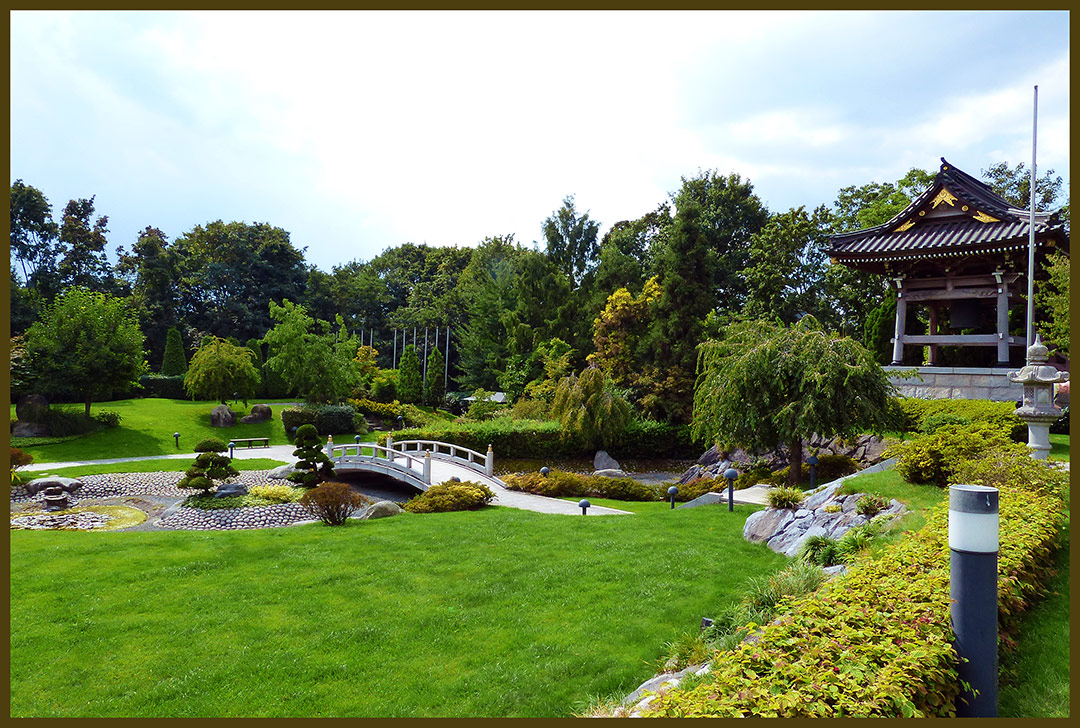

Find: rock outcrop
[239,404,272,424]
[210,404,237,428]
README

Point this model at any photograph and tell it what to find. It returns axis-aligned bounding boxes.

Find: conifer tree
[288,424,336,487]
[160,327,188,375]
[424,347,445,407]
[398,344,422,404]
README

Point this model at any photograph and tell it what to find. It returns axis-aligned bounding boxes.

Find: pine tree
[398,344,422,404]
[424,347,445,407]
[288,424,336,487]
[160,327,188,375]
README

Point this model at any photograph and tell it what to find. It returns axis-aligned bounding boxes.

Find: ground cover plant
[9,504,787,717]
[9,397,318,463]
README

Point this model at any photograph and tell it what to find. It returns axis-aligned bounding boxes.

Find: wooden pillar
[927,303,940,366]
[891,278,906,365]
[995,272,1010,365]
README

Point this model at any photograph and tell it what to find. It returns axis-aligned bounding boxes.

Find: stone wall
[884,366,1022,402]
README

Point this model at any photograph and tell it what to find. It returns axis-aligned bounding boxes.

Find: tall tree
[692,316,895,485]
[742,206,830,325]
[397,344,422,404]
[541,195,600,288]
[25,287,148,416]
[981,161,1064,212]
[1035,251,1070,357]
[454,235,522,391]
[161,327,189,376]
[424,347,446,406]
[116,226,181,369]
[551,366,632,451]
[262,300,361,404]
[9,180,60,293]
[56,196,118,294]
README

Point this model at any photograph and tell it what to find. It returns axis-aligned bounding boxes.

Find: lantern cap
[723,467,738,480]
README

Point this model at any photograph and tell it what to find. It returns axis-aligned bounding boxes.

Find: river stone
[360,501,403,520]
[215,481,249,498]
[16,394,50,423]
[267,464,299,480]
[743,507,796,543]
[24,475,84,496]
[593,451,621,471]
[210,404,237,428]
[11,421,50,438]
[592,468,629,478]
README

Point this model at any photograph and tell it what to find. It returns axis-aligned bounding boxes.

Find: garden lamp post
[949,484,999,717]
[807,455,818,489]
[228,441,236,459]
[540,466,550,477]
[668,485,678,509]
[723,468,738,512]
[397,415,404,431]
[579,499,590,515]
[173,432,180,448]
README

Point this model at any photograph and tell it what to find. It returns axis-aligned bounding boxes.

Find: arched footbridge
[326,437,630,516]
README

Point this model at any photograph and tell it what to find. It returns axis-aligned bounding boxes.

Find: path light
[228,441,236,459]
[540,466,550,477]
[807,455,819,489]
[723,467,738,512]
[700,617,714,633]
[668,485,678,509]
[579,499,590,515]
[173,432,180,448]
[949,484,999,717]
[396,415,404,431]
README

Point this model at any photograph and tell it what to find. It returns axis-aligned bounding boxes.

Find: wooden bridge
[325,437,495,492]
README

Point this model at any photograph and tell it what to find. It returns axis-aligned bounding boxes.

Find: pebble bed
[156,502,317,531]
[11,510,116,531]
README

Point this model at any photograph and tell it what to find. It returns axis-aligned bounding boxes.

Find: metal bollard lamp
[668,485,678,509]
[723,468,738,512]
[807,455,818,489]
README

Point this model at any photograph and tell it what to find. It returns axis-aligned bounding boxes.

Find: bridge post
[423,450,431,484]
[385,436,394,460]
[486,444,494,477]
[326,435,333,460]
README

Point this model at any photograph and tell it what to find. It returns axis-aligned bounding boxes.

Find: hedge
[501,469,659,501]
[281,404,361,437]
[641,454,1067,717]
[138,374,187,400]
[894,396,1024,440]
[403,481,495,513]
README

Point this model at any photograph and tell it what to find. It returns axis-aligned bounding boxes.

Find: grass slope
[10,504,786,717]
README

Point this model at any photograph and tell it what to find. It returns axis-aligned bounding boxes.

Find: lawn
[9,503,786,717]
[1048,433,1070,461]
[10,398,377,464]
[28,458,288,479]
[837,467,946,533]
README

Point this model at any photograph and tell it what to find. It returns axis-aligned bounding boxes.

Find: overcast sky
[10,10,1070,272]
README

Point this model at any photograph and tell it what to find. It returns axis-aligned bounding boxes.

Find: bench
[231,437,270,448]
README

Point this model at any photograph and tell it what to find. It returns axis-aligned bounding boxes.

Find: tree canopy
[183,336,261,404]
[262,300,361,404]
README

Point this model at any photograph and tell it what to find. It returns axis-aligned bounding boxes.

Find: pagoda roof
[827,158,1068,274]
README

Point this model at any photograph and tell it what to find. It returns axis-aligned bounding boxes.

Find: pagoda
[828,158,1069,372]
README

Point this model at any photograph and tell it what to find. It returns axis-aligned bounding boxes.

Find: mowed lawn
[10,503,785,717]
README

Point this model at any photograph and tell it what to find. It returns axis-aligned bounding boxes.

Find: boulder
[696,445,723,467]
[743,507,796,543]
[267,464,299,480]
[11,421,50,438]
[592,468,629,478]
[16,394,50,423]
[210,404,237,428]
[593,450,621,471]
[360,500,403,520]
[240,404,272,423]
[802,481,843,510]
[215,481,249,498]
[25,475,84,497]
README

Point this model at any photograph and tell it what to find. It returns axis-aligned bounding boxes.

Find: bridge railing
[384,438,494,477]
[326,441,431,483]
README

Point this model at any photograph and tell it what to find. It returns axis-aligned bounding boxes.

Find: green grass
[837,467,946,533]
[999,520,1070,717]
[28,458,288,479]
[558,496,762,516]
[10,398,376,464]
[1048,433,1070,461]
[9,504,785,717]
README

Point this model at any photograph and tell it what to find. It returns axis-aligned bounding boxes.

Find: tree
[397,344,422,404]
[116,226,181,369]
[692,316,896,485]
[741,206,831,324]
[9,180,60,292]
[551,366,632,451]
[161,327,189,376]
[262,300,362,404]
[425,346,446,406]
[981,161,1064,212]
[454,235,522,390]
[541,194,600,288]
[589,276,661,389]
[25,287,148,416]
[183,336,261,404]
[56,196,118,294]
[1036,251,1069,357]
[177,439,239,493]
[289,424,336,487]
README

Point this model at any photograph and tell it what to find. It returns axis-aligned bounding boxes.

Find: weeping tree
[183,336,261,404]
[551,365,632,451]
[692,316,897,485]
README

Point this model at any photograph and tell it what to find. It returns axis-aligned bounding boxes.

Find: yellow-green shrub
[501,469,659,501]
[887,421,1023,487]
[247,483,304,503]
[403,481,494,513]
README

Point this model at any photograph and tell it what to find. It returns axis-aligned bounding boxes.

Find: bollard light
[355,435,362,444]
[949,484,999,717]
[700,617,714,633]
[540,466,550,477]
[579,498,590,516]
[173,432,180,448]
[228,441,236,459]
[668,485,678,509]
[723,468,738,512]
[396,415,404,431]
[807,455,818,490]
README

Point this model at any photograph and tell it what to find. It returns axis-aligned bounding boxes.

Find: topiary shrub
[675,477,728,502]
[403,481,495,513]
[299,482,366,525]
[160,326,188,375]
[177,447,239,494]
[288,424,336,487]
[767,486,805,509]
[193,438,229,453]
[281,404,359,437]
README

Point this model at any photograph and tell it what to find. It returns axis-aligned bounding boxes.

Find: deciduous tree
[262,300,361,404]
[551,366,632,450]
[183,336,261,404]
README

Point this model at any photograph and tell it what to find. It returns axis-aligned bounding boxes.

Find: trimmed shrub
[289,424,336,487]
[814,454,860,482]
[370,370,397,402]
[888,421,1024,487]
[300,482,366,525]
[766,486,805,509]
[93,410,122,428]
[139,374,187,399]
[608,418,695,458]
[403,480,495,513]
[894,396,1024,440]
[379,418,574,459]
[282,404,359,437]
[177,450,239,493]
[193,438,229,453]
[160,327,188,375]
[501,469,659,501]
[920,412,970,434]
[247,483,304,503]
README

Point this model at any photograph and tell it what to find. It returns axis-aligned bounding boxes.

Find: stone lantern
[1008,334,1068,460]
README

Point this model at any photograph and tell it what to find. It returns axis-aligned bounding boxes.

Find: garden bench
[231,437,270,448]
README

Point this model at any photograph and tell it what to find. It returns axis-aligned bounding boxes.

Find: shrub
[282,404,359,436]
[766,486,805,509]
[814,453,860,482]
[177,450,238,493]
[466,388,505,422]
[823,503,841,514]
[674,477,728,502]
[299,482,367,525]
[1049,405,1069,435]
[949,446,1070,500]
[247,483,304,503]
[40,407,102,437]
[894,396,1024,439]
[511,398,549,421]
[139,374,187,399]
[93,410,122,428]
[370,370,398,402]
[888,421,1024,487]
[501,469,659,501]
[289,424,336,487]
[10,447,34,469]
[608,418,695,459]
[920,412,971,434]
[798,535,842,566]
[379,419,574,459]
[193,438,229,453]
[855,493,887,517]
[397,345,423,403]
[403,481,495,513]
[160,327,188,375]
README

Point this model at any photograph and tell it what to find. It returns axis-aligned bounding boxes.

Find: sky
[9,10,1070,273]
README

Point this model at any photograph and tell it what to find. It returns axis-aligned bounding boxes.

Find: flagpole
[1025,85,1038,348]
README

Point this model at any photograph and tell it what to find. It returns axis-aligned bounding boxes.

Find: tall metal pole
[444,326,450,392]
[423,327,429,387]
[1026,84,1038,348]
[393,329,397,369]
